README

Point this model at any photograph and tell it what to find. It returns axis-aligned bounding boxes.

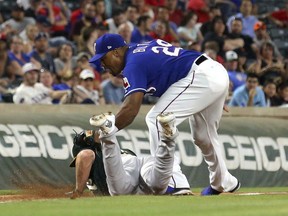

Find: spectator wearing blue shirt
[229,72,266,107]
[101,75,124,104]
[225,50,247,92]
[226,0,258,39]
[29,32,56,74]
[7,35,30,80]
[131,15,153,44]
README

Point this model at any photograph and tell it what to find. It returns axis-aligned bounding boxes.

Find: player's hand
[223,104,229,113]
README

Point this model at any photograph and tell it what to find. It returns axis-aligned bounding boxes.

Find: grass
[0,188,288,216]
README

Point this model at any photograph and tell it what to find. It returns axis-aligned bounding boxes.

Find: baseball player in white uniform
[69,112,192,198]
[89,34,240,195]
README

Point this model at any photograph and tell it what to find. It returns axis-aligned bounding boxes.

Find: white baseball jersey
[13,83,52,104]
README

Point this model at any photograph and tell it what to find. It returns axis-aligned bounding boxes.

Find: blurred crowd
[0,0,287,107]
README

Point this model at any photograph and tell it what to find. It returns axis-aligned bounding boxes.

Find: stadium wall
[0,104,287,189]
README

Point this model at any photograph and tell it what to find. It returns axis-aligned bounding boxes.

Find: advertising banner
[0,105,287,189]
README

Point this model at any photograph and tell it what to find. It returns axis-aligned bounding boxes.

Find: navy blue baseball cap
[89,33,127,64]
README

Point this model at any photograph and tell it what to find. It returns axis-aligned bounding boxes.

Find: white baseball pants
[101,133,175,195]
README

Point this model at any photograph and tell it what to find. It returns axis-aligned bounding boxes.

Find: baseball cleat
[201,180,241,196]
[157,112,177,139]
[89,112,115,135]
[171,189,193,196]
[200,186,221,196]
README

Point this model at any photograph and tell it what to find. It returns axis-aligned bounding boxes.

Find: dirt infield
[1,188,287,203]
[0,185,94,203]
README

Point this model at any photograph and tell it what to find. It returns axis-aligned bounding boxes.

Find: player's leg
[190,91,239,195]
[90,113,139,195]
[142,113,178,194]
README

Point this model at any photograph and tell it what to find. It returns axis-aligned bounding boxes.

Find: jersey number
[151,40,181,57]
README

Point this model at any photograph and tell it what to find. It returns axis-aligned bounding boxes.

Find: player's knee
[77,149,95,162]
[145,111,157,125]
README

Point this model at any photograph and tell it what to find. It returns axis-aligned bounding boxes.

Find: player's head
[89,33,128,76]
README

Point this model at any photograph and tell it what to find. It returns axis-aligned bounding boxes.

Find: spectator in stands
[202,40,224,64]
[0,37,9,80]
[96,21,110,38]
[258,66,286,87]
[263,79,281,107]
[13,62,69,104]
[126,5,139,26]
[253,21,283,61]
[226,0,258,38]
[152,6,178,41]
[75,52,101,90]
[101,74,124,105]
[39,67,55,89]
[54,0,72,21]
[70,2,98,46]
[165,0,184,26]
[227,17,258,63]
[278,82,288,107]
[72,69,105,105]
[0,37,10,101]
[228,72,266,107]
[54,42,77,81]
[203,16,243,58]
[131,0,154,19]
[110,0,125,12]
[7,35,30,81]
[118,23,133,44]
[0,4,35,35]
[214,0,237,19]
[131,15,153,44]
[150,20,175,43]
[95,0,107,23]
[187,0,210,24]
[247,42,284,75]
[35,15,52,34]
[145,0,165,9]
[70,0,93,25]
[17,0,42,19]
[105,8,134,34]
[177,12,203,48]
[267,1,288,28]
[204,48,217,60]
[29,32,56,74]
[20,24,39,54]
[79,26,99,56]
[200,5,222,37]
[225,50,247,92]
[36,0,69,37]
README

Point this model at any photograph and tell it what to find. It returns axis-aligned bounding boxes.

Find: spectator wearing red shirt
[150,20,175,43]
[268,1,288,28]
[165,0,184,26]
[70,0,93,25]
[36,0,68,37]
[187,0,210,23]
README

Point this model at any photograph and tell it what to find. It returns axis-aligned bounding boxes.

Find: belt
[195,55,208,66]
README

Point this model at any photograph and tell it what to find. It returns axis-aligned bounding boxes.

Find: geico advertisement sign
[0,124,288,172]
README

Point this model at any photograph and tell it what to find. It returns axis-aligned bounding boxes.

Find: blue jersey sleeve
[123,63,148,97]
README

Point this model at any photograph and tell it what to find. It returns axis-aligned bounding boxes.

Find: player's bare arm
[115,92,144,130]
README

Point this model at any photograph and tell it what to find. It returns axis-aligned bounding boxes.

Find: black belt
[195,55,208,66]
